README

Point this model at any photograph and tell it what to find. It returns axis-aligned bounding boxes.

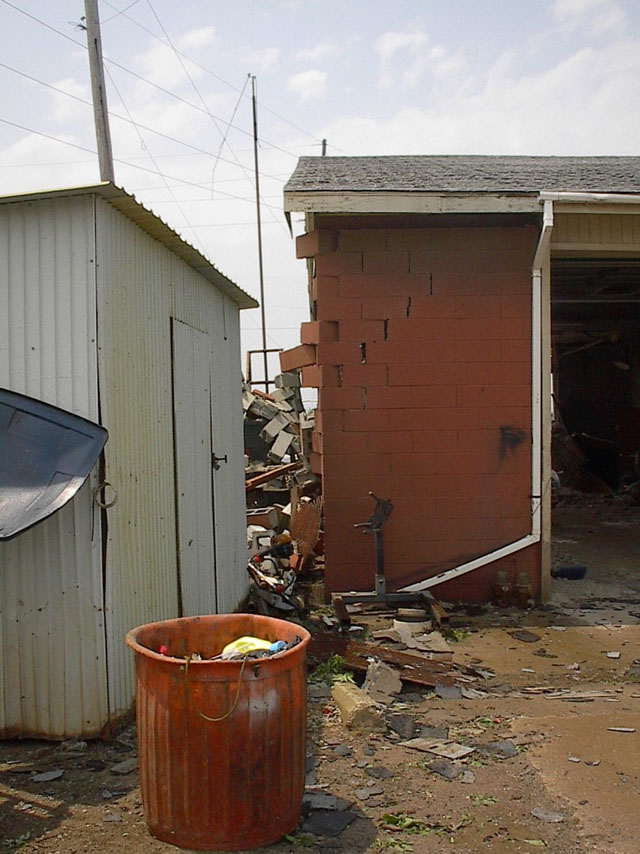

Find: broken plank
[308,632,455,687]
[245,462,301,491]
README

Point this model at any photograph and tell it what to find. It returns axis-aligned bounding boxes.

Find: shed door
[171,319,218,615]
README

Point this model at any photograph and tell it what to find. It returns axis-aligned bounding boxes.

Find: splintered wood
[308,632,456,687]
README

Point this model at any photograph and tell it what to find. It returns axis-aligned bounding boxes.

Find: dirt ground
[1,494,639,854]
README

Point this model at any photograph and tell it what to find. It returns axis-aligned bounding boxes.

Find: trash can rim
[125,613,310,665]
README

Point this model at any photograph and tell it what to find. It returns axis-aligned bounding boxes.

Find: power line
[1,0,304,160]
[0,60,287,183]
[0,116,285,212]
[143,2,286,235]
[101,0,325,144]
[173,221,284,228]
[211,75,250,191]
[101,0,141,25]
[105,63,209,255]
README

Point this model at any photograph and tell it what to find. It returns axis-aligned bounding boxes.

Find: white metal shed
[0,182,258,739]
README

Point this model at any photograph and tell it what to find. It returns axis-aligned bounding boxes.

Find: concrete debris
[428,759,463,781]
[302,810,357,837]
[362,659,402,704]
[412,631,451,653]
[355,785,384,800]
[59,740,87,753]
[371,628,402,643]
[419,725,450,741]
[331,682,387,733]
[364,765,393,779]
[308,683,331,701]
[303,791,339,811]
[386,713,418,740]
[435,683,463,700]
[393,618,431,641]
[32,769,64,783]
[531,807,565,823]
[508,630,542,643]
[332,744,352,757]
[461,687,488,699]
[399,737,473,758]
[426,742,476,760]
[109,757,139,775]
[478,740,518,759]
[243,375,310,466]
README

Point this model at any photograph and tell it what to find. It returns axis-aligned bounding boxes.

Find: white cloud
[247,47,281,74]
[294,42,338,62]
[178,26,216,51]
[287,69,327,101]
[49,77,91,124]
[375,29,429,89]
[552,0,625,36]
[133,41,205,89]
[376,30,428,63]
[320,38,640,156]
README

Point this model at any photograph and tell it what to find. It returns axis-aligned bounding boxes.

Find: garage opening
[550,257,640,619]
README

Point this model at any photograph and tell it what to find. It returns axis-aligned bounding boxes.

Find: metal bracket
[212,453,228,470]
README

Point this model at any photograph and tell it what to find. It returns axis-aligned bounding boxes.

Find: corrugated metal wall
[172,282,249,614]
[0,196,108,738]
[96,199,248,721]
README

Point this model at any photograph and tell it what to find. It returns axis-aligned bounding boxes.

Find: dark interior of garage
[551,258,640,497]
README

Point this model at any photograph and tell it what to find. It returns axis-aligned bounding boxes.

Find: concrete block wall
[289,222,541,603]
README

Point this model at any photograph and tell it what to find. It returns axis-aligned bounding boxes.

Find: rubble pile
[243,371,314,466]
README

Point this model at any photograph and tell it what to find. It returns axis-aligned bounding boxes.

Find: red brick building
[282,156,640,603]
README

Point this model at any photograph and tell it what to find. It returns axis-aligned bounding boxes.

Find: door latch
[212,452,228,470]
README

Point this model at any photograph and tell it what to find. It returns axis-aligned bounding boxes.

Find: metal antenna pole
[251,75,269,393]
[84,0,115,183]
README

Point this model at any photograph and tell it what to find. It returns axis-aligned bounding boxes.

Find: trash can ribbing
[125,613,310,851]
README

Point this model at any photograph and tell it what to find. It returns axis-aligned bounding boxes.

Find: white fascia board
[283,191,540,215]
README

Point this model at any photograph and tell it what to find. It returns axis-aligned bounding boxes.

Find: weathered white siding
[96,199,248,721]
[552,212,640,252]
[0,196,107,738]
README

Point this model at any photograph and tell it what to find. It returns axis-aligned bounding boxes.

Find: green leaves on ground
[309,654,354,685]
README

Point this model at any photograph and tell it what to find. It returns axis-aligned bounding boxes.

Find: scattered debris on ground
[2,471,639,852]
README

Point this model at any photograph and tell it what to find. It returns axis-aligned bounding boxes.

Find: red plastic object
[125,613,310,851]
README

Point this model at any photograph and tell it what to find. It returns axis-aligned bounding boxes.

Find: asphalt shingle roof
[284,155,640,195]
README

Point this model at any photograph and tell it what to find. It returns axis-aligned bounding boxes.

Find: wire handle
[183,654,249,723]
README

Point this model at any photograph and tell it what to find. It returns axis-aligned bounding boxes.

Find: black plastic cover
[0,389,108,540]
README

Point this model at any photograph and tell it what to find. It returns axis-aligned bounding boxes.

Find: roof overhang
[0,182,259,310]
[283,190,542,216]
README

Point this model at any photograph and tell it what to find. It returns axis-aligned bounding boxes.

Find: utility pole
[321,138,327,156]
[251,75,270,393]
[84,0,115,183]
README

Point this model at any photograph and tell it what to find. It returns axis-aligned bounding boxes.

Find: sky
[1,0,639,391]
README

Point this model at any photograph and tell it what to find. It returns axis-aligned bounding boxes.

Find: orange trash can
[125,613,310,851]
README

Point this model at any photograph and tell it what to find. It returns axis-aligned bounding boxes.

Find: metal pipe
[251,75,269,392]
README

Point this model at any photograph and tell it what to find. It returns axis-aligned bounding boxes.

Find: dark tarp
[0,389,108,539]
